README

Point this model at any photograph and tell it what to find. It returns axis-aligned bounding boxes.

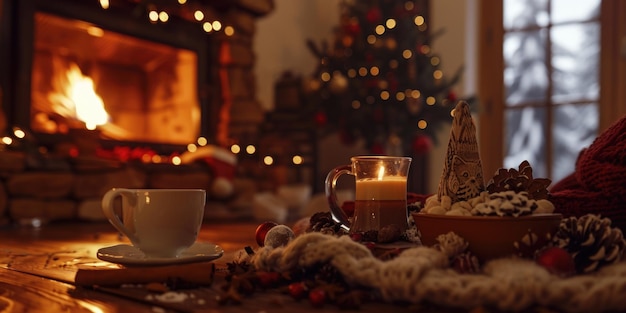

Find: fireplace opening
[32,12,200,146]
[8,0,216,153]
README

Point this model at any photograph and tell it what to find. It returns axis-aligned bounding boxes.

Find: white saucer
[97,242,224,266]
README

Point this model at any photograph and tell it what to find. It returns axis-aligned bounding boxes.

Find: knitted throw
[550,115,626,232]
[251,232,626,313]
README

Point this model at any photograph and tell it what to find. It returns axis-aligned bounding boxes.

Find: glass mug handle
[325,165,352,232]
[101,188,140,245]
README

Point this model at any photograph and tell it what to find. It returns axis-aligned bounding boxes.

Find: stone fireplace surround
[0,0,273,225]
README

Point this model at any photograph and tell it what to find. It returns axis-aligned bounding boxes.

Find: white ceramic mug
[102,188,206,258]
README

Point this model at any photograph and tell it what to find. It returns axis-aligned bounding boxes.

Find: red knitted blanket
[550,115,626,232]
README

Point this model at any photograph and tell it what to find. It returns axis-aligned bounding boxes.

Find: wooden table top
[0,221,422,313]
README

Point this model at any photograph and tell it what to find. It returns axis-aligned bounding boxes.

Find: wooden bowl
[412,212,563,262]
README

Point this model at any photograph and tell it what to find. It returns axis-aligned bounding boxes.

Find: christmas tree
[303,0,470,156]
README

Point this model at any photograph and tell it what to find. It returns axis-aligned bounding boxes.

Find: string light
[385,19,396,29]
[292,155,303,165]
[171,156,182,165]
[417,120,428,129]
[230,144,241,154]
[158,11,169,22]
[246,145,256,154]
[414,16,425,26]
[99,0,109,9]
[426,96,436,105]
[148,10,159,22]
[433,70,443,79]
[1,137,12,145]
[263,156,273,165]
[369,66,380,76]
[402,49,412,59]
[224,26,235,36]
[187,143,197,152]
[380,90,390,100]
[367,35,376,44]
[212,21,222,31]
[197,137,207,146]
[203,22,213,32]
[194,10,204,21]
[13,128,25,138]
[375,25,385,35]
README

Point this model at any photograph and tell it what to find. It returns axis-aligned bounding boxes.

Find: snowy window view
[503,0,600,182]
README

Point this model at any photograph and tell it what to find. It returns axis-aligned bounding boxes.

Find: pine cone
[552,214,626,273]
[486,160,551,200]
[309,212,346,235]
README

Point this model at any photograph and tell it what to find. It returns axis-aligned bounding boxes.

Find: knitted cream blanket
[251,232,626,313]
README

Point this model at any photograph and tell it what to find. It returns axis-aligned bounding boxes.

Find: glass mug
[325,156,412,233]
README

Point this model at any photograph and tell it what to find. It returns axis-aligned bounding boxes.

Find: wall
[254,0,477,194]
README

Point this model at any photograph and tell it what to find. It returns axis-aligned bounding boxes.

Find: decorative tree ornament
[365,7,382,23]
[411,134,433,155]
[437,101,485,203]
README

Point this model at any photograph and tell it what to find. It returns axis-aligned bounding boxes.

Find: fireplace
[4,0,218,152]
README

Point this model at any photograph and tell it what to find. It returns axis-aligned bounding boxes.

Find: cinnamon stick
[74,262,215,286]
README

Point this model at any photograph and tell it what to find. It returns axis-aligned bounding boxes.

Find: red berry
[255,221,278,247]
[256,271,281,287]
[363,242,376,250]
[536,247,576,276]
[308,288,326,307]
[288,282,307,299]
[349,233,363,242]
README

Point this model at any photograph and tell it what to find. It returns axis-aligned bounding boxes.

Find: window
[477,0,626,183]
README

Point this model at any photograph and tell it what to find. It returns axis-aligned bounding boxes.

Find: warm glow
[13,128,25,138]
[370,67,380,76]
[375,25,385,35]
[2,137,12,145]
[212,21,222,31]
[426,96,436,105]
[292,155,303,165]
[99,0,110,9]
[414,16,425,26]
[54,63,109,130]
[396,92,406,101]
[402,49,412,59]
[224,26,235,36]
[418,120,428,129]
[321,72,331,82]
[187,143,198,152]
[231,144,241,154]
[263,156,274,165]
[246,145,256,154]
[178,0,187,4]
[386,19,396,29]
[194,10,204,21]
[203,22,213,32]
[197,137,208,146]
[159,11,169,22]
[149,11,159,22]
[377,166,385,180]
[171,156,182,165]
[87,26,104,37]
[380,91,390,100]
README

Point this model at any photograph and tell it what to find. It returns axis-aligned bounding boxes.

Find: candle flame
[377,165,385,181]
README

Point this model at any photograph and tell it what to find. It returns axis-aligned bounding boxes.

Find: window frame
[477,0,626,181]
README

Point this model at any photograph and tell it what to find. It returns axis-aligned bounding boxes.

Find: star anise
[486,160,551,200]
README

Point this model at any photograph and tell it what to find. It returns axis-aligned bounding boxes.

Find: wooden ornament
[437,101,485,203]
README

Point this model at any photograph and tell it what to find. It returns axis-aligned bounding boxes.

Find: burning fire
[49,63,109,130]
